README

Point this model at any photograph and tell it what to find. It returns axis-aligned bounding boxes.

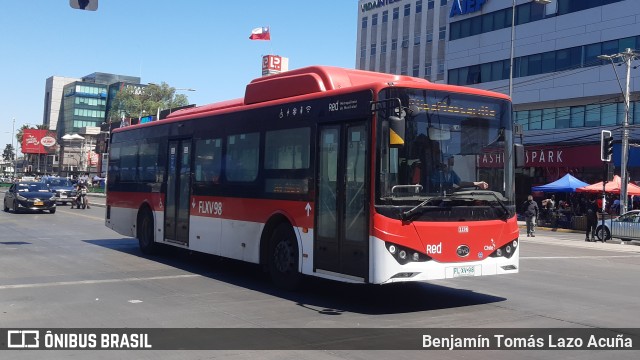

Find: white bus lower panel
[370,236,520,284]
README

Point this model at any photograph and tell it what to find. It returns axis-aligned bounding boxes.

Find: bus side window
[195,138,222,184]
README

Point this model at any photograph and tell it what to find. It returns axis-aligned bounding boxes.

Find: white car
[595,210,640,242]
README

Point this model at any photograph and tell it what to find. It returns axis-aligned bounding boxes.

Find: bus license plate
[34,201,44,206]
[446,265,481,278]
[60,194,67,198]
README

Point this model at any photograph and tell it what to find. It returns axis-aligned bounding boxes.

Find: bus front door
[165,139,192,246]
[315,123,369,281]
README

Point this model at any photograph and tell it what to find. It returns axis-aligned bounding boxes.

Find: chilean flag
[249,27,270,40]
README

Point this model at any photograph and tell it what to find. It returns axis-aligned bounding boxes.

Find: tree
[107,82,190,122]
[2,144,15,162]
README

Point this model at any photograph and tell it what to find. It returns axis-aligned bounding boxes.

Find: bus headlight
[388,245,397,254]
[385,242,431,265]
[489,240,517,259]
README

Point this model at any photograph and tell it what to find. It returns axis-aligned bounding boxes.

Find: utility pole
[598,48,639,214]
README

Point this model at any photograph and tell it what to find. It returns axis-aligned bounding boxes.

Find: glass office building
[357,0,640,192]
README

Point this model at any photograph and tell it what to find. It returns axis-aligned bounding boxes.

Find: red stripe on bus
[107,192,314,229]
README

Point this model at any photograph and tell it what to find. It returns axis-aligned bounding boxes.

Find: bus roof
[117,66,510,130]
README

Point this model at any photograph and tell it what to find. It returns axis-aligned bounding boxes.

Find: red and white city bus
[105,66,522,288]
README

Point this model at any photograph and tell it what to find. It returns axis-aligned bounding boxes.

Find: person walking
[523,195,539,237]
[585,197,599,242]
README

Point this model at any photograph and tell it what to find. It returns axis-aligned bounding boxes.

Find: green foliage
[107,82,190,122]
[2,144,15,161]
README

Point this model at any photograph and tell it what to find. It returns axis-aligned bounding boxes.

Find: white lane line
[0,274,200,290]
[521,238,640,253]
[522,255,640,260]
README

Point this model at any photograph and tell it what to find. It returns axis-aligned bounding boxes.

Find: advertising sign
[262,55,289,76]
[22,129,58,154]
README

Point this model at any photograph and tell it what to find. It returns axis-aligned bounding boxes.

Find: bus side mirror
[514,143,525,168]
[70,0,98,11]
[389,108,406,146]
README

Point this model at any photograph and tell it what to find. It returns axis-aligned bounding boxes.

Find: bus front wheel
[137,209,157,254]
[268,224,301,290]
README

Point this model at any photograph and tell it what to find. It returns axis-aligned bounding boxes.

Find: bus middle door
[315,122,369,281]
[165,139,192,246]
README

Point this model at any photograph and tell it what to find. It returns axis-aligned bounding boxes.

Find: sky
[0,0,357,152]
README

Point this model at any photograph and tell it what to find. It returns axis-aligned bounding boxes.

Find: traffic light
[600,130,613,162]
[69,0,98,11]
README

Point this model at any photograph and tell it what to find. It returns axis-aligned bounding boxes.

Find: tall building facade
[357,0,450,81]
[357,0,640,197]
[41,72,140,176]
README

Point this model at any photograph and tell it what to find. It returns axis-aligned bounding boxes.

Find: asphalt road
[1,194,639,359]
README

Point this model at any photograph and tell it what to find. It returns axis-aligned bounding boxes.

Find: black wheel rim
[273,239,294,273]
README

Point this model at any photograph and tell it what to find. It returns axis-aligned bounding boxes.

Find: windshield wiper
[401,197,436,221]
[453,190,510,221]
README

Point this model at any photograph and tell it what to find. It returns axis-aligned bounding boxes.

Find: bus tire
[137,208,157,254]
[268,224,301,290]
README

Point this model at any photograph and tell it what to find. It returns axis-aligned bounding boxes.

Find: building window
[426,30,433,43]
[428,0,434,10]
[542,108,556,129]
[529,110,542,130]
[382,10,388,23]
[371,44,377,56]
[585,105,601,127]
[404,4,411,16]
[416,0,422,13]
[402,35,409,48]
[516,111,529,131]
[556,107,570,129]
[362,17,368,29]
[438,26,446,40]
[381,41,387,54]
[360,45,366,58]
[372,14,378,26]
[425,63,432,78]
[393,7,399,20]
[440,0,447,6]
[391,39,398,51]
[413,65,420,77]
[414,34,421,46]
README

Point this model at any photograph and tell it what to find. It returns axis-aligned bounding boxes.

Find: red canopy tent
[576,175,640,195]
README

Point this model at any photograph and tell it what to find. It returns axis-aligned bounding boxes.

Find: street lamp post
[598,48,639,215]
[12,118,16,179]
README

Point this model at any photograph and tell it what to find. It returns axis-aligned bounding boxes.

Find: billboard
[22,129,58,155]
[262,55,289,76]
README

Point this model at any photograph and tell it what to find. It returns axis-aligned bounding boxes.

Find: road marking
[58,207,103,220]
[522,255,640,260]
[521,237,640,253]
[0,274,200,290]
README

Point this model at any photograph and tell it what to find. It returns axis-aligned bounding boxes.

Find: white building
[357,0,640,189]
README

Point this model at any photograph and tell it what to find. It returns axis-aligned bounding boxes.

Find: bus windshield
[377,88,514,216]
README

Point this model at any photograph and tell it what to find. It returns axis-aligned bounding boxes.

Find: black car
[3,182,57,214]
[42,176,77,205]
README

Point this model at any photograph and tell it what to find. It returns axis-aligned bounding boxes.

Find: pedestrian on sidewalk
[523,195,539,237]
[585,196,599,242]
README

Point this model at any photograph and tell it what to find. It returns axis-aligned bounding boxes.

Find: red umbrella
[576,175,640,195]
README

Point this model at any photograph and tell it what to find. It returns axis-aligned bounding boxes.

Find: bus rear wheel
[138,210,157,254]
[268,224,301,290]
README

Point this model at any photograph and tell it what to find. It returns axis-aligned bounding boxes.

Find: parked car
[3,182,57,214]
[595,210,640,242]
[42,176,77,205]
